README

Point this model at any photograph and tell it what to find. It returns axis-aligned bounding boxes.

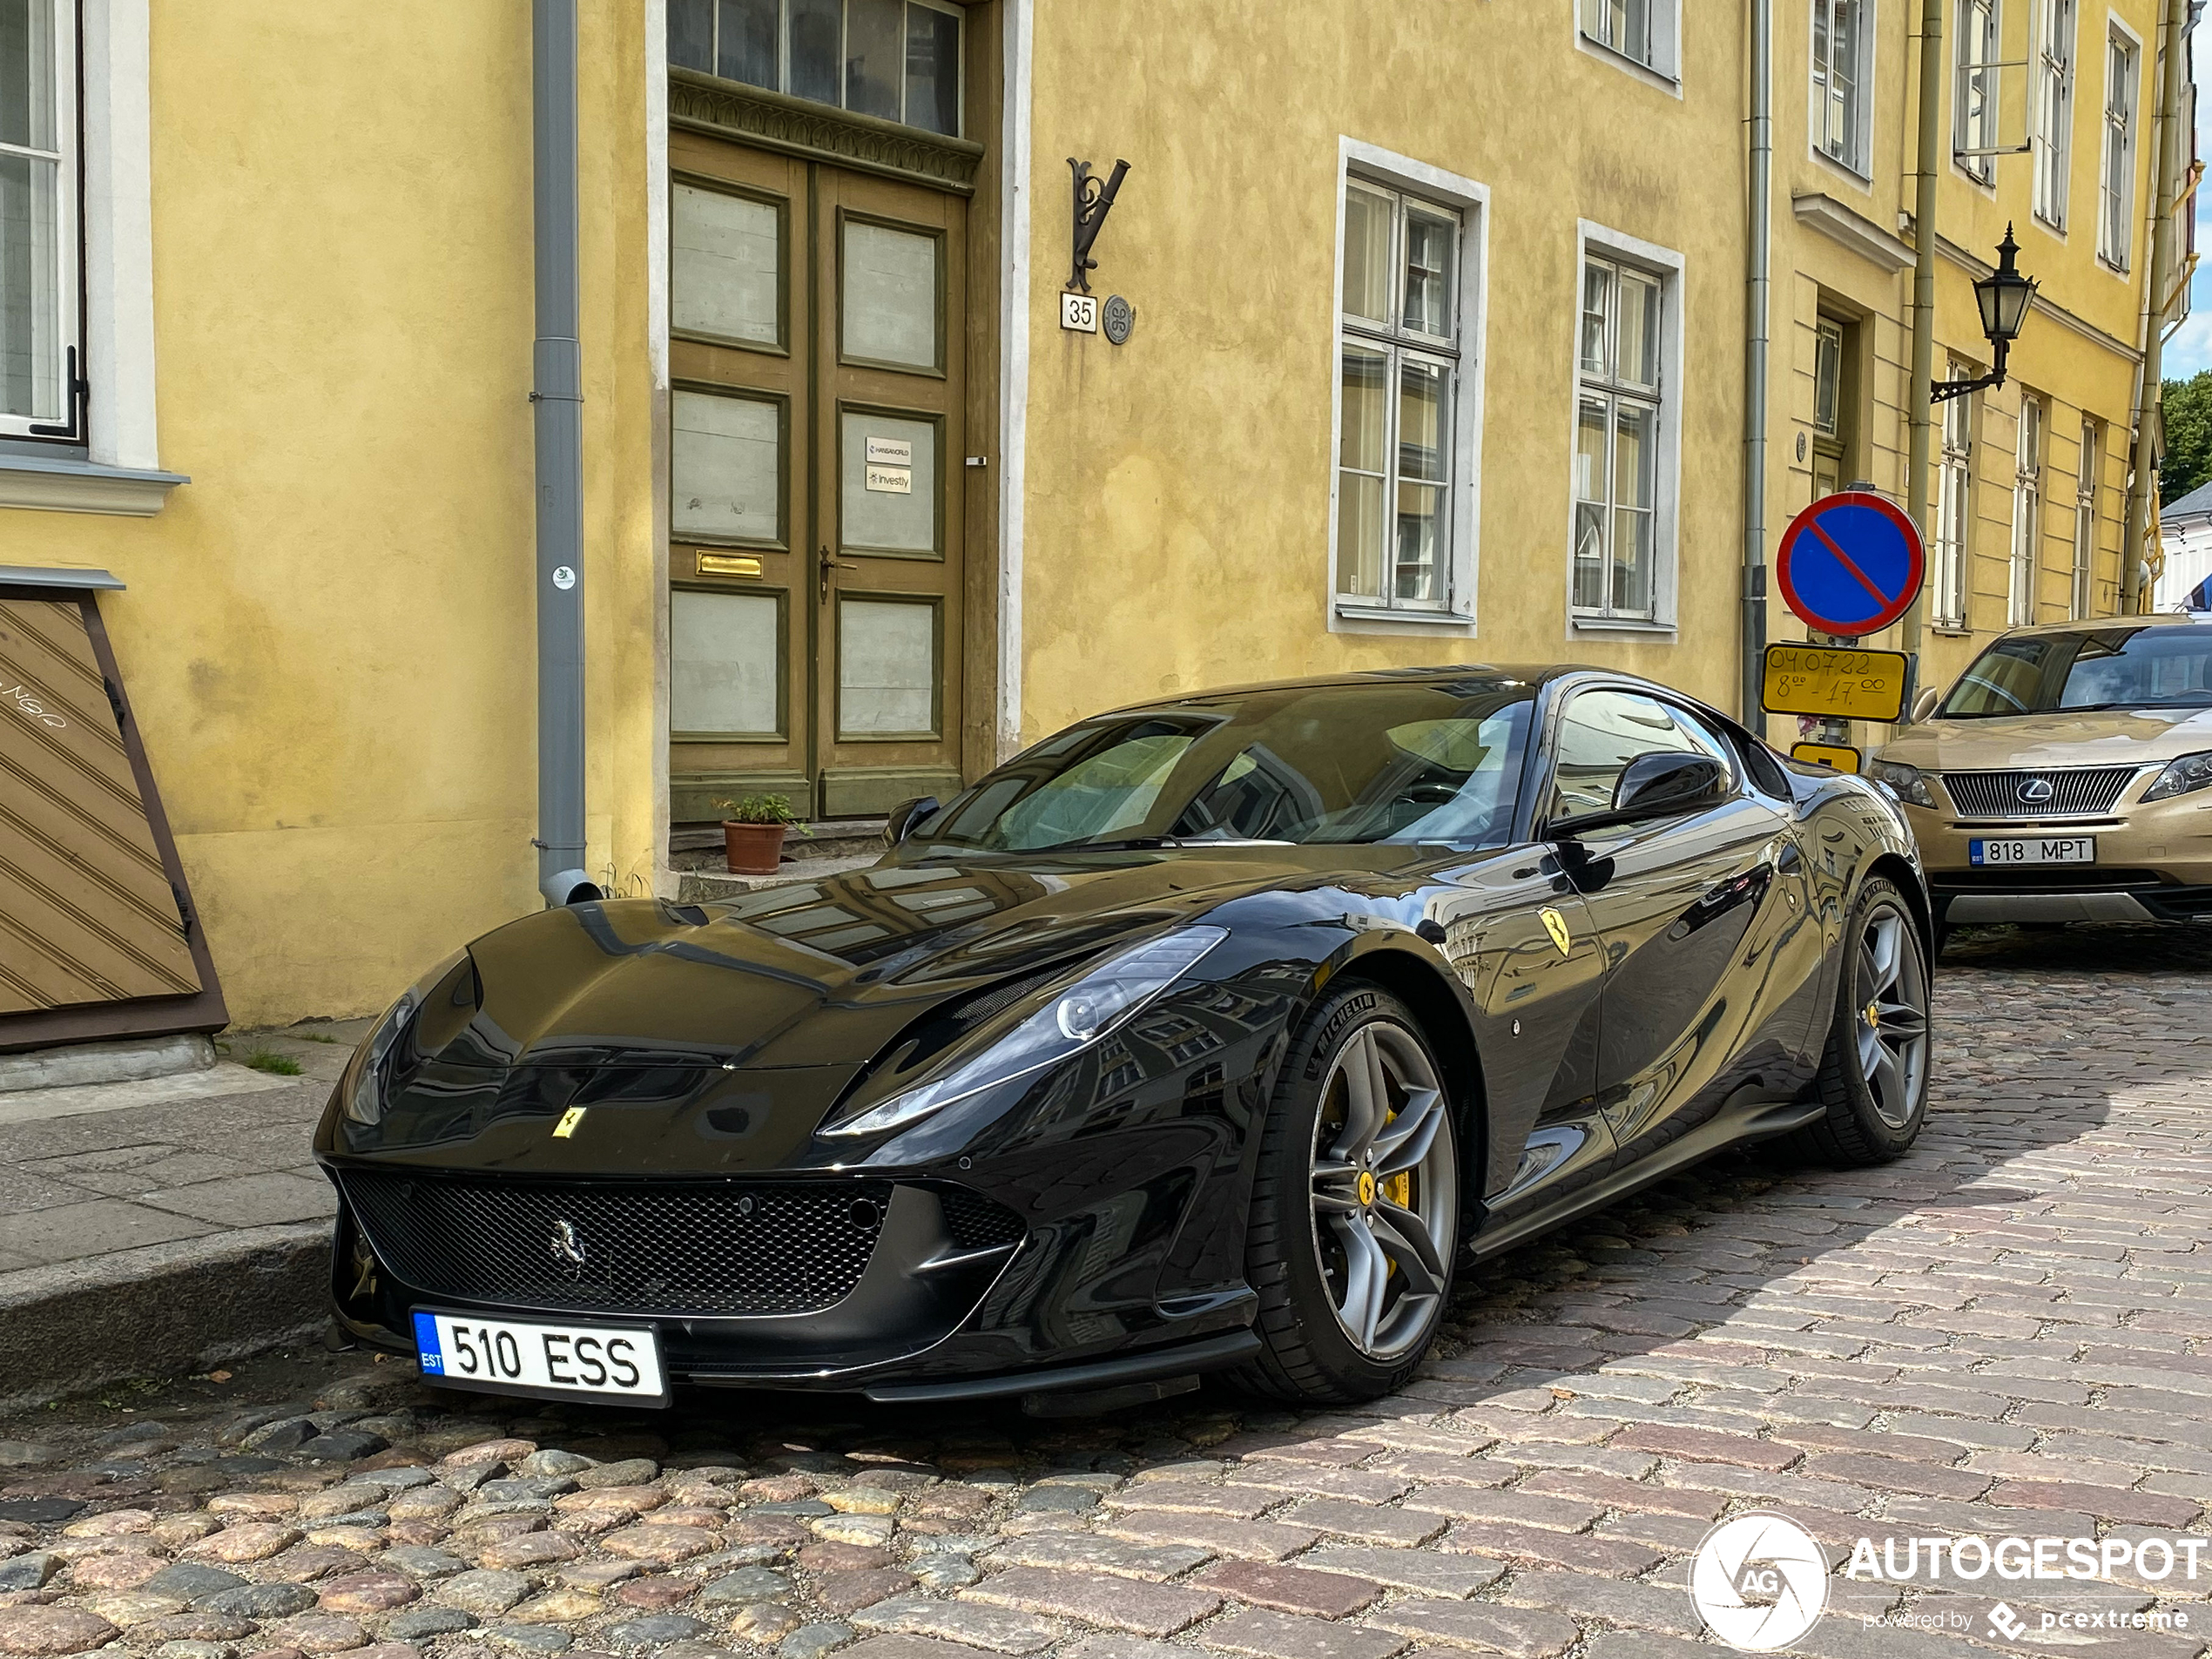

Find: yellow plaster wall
[3,2,659,1026]
[1014,1,1752,746]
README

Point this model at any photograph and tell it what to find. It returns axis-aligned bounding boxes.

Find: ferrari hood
[1878,705,2212,772]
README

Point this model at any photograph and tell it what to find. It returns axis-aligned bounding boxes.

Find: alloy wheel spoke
[1372,1200,1445,1294]
[1866,913,1901,992]
[1372,1087,1445,1177]
[1875,1000,1927,1040]
[1312,1161,1364,1214]
[1335,1214,1391,1350]
[1869,1043,1905,1116]
[1333,1028,1388,1162]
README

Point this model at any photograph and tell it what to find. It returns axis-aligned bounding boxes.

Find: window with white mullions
[0,0,78,439]
[1336,180,1461,613]
[1955,0,2001,182]
[1932,372,1974,629]
[2033,0,2076,229]
[2010,395,2044,627]
[2072,418,2097,619]
[1811,0,1871,175]
[1572,256,1662,622]
[2099,27,2138,270]
[667,0,962,138]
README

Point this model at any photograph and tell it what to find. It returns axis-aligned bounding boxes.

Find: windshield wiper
[1022,835,1182,854]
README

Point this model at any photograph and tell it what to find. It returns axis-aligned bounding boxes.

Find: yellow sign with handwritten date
[1761,642,1910,722]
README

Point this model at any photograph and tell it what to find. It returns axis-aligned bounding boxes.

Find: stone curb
[0,1219,330,1412]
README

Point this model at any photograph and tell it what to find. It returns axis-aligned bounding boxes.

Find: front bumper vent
[340,1170,892,1317]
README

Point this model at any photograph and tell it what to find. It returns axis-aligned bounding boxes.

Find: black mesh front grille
[341,1170,891,1316]
[1940,766,2140,819]
[936,1185,1028,1251]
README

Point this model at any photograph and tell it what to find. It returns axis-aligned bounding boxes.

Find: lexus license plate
[412,1310,667,1405]
[1968,837,2095,866]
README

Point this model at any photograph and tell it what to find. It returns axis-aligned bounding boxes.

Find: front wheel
[1787,877,1932,1165]
[1232,984,1460,1405]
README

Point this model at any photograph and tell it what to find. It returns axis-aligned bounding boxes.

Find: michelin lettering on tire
[1691,1512,1830,1651]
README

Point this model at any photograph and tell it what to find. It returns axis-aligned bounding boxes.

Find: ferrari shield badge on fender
[1540,907,1572,956]
[553,1107,586,1139]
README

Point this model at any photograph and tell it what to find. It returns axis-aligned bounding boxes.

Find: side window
[1548,690,1707,821]
[1659,703,1737,773]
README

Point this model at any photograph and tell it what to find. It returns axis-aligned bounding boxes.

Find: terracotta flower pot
[722,820,788,875]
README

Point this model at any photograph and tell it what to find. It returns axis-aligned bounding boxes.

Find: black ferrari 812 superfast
[319,666,1932,1411]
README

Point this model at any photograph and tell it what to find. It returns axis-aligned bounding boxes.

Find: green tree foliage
[2162,372,2212,505]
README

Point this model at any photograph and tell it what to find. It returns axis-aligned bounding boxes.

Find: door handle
[818,548,857,602]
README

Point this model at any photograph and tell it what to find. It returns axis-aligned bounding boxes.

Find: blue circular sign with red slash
[1775,491,1925,638]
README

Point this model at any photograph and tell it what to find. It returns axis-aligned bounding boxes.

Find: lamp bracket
[1067,157,1130,293]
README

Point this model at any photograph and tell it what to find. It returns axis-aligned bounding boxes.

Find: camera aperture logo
[1692,1512,1831,1651]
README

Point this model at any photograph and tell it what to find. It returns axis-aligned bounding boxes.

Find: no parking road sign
[1776,491,1925,639]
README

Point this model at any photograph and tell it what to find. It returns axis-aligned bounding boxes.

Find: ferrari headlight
[821,927,1228,1140]
[1867,759,1935,808]
[343,948,467,1126]
[2142,752,2212,803]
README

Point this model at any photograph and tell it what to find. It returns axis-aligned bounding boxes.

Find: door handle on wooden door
[818,547,858,602]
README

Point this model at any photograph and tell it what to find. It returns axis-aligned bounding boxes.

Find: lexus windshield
[909,679,1536,853]
[1939,627,2212,718]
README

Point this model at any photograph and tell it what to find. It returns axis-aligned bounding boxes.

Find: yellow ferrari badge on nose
[553,1107,586,1139]
[1540,907,1572,956]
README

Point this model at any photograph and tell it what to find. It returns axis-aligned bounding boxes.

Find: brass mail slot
[696,550,764,579]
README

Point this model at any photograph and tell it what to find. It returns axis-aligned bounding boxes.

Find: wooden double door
[668,132,969,823]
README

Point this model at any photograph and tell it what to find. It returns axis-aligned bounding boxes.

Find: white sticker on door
[865,436,913,467]
[865,465,914,495]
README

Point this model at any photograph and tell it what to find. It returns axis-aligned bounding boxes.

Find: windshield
[1939,627,2212,718]
[909,678,1537,853]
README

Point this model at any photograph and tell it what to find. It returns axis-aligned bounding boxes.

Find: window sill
[1570,613,1676,637]
[1573,31,1682,98]
[0,453,187,517]
[1332,603,1477,637]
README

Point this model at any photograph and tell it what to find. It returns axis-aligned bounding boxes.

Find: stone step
[675,852,882,905]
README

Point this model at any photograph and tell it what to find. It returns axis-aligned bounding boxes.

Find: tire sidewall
[1834,879,1931,1154]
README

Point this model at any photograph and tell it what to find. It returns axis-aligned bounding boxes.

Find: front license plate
[1968,837,2096,866]
[412,1310,667,1405]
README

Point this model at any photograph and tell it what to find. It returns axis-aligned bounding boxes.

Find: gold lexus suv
[1870,616,2212,939]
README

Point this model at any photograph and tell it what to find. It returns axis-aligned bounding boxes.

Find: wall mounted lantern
[1932,225,2039,403]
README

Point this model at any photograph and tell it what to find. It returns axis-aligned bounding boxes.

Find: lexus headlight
[821,927,1228,1141]
[343,948,468,1126]
[2142,752,2212,803]
[1867,759,1935,808]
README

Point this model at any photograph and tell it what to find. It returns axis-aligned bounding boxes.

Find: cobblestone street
[5,924,2212,1659]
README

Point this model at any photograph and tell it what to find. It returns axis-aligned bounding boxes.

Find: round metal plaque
[1102,294,1134,346]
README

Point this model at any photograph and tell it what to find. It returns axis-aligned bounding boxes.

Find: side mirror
[885,795,940,843]
[1612,752,1730,820]
[1911,687,1941,724]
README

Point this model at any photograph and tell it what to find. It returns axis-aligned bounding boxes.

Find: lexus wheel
[1234,983,1459,1404]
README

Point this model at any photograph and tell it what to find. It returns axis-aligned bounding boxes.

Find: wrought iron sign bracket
[1930,337,2011,404]
[1067,157,1130,293]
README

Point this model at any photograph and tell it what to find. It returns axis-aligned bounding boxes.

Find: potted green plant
[712,793,809,875]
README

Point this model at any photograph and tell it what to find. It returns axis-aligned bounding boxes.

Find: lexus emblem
[2016,777,2056,806]
[548,1219,587,1267]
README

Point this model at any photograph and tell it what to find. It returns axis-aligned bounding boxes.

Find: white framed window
[1570,225,1682,630]
[2032,0,2076,228]
[1811,0,1873,176]
[2072,416,2098,617]
[1328,140,1487,632]
[2010,394,2044,626]
[1577,0,1681,86]
[1955,0,2002,183]
[0,0,79,440]
[1932,371,1973,629]
[2099,24,2139,271]
[666,0,963,137]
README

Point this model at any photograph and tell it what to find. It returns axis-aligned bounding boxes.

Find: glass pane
[716,0,778,87]
[1621,0,1651,60]
[671,590,779,735]
[0,0,54,150]
[672,185,780,346]
[840,598,935,734]
[842,219,938,368]
[841,410,936,551]
[1575,395,1609,509]
[1339,344,1387,474]
[1341,185,1393,327]
[790,0,840,104]
[672,391,780,542]
[668,0,715,71]
[904,3,961,135]
[1337,473,1385,600]
[1402,206,1455,339]
[0,152,58,421]
[1398,359,1450,486]
[1553,692,1686,818]
[1614,402,1656,509]
[845,0,902,121]
[1580,262,1611,376]
[1395,482,1444,604]
[1573,503,1607,610]
[1611,509,1653,614]
[1615,269,1661,390]
[1814,323,1841,434]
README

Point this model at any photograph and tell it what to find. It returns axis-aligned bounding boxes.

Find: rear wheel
[1786,877,1931,1165]
[1233,984,1460,1404]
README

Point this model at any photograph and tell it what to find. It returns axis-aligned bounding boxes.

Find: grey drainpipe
[1741,0,1773,725]
[532,0,596,906]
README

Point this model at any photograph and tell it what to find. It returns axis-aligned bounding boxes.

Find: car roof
[1088,664,1729,719]
[1988,613,2208,640]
